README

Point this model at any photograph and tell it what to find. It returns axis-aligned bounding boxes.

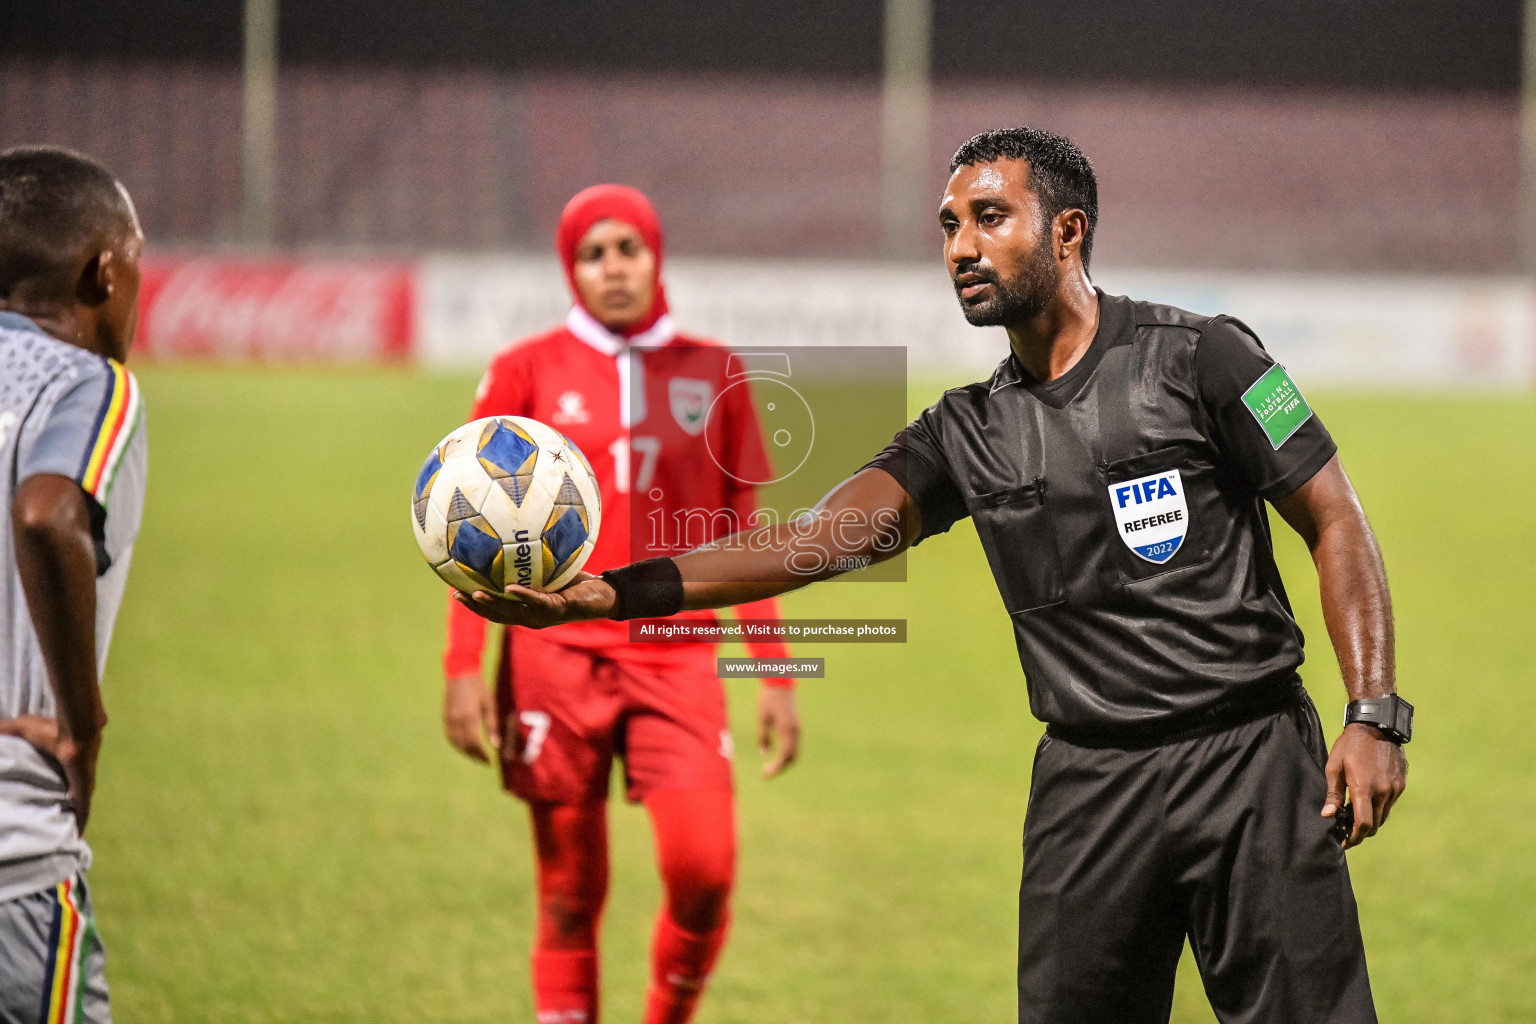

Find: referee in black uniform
[459,127,1410,1024]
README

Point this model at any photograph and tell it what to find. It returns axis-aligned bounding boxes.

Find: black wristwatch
[1344,695,1414,745]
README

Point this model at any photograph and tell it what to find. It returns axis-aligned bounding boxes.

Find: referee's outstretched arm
[459,451,1408,848]
[1270,453,1406,848]
[456,463,919,622]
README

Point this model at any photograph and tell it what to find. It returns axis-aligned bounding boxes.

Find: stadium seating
[0,58,1515,271]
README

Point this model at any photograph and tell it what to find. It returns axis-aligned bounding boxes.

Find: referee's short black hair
[0,146,135,300]
[950,127,1099,270]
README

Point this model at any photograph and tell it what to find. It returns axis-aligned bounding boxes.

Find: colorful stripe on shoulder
[77,358,143,502]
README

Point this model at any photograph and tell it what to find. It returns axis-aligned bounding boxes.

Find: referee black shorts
[1018,688,1376,1024]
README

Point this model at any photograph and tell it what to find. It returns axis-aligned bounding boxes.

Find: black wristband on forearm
[601,557,685,621]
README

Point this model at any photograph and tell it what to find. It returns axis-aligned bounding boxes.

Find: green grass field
[89,366,1535,1023]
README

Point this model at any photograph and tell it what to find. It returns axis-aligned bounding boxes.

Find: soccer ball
[411,416,602,595]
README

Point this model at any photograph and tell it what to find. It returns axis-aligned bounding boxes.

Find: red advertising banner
[137,258,415,362]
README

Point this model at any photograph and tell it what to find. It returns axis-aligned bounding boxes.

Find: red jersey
[444,307,791,675]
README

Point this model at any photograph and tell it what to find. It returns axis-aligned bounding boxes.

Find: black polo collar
[986,289,1133,409]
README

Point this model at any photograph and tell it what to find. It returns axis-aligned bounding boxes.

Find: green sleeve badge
[1240,364,1312,449]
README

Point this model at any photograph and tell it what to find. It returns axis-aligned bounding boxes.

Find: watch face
[1346,697,1411,742]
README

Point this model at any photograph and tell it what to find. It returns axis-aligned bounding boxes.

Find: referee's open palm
[453,573,615,628]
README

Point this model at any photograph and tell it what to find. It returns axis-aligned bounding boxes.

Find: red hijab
[555,184,670,337]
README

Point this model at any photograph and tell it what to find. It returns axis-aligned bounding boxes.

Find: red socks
[532,916,725,1024]
[642,912,730,1024]
[530,802,608,1024]
[527,791,735,1024]
[532,948,598,1024]
[641,789,737,1024]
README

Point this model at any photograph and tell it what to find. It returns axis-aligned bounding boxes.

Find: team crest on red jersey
[669,378,713,436]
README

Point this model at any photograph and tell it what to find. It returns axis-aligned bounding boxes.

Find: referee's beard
[954,228,1059,328]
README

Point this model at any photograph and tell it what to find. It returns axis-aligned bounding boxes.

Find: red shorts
[494,627,733,804]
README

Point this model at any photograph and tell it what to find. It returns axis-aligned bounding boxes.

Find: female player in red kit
[442,185,800,1024]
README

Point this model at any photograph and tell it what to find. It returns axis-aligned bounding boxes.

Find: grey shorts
[0,874,111,1024]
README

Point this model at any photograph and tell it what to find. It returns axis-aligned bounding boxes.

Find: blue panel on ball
[543,505,588,569]
[558,430,596,481]
[479,421,538,478]
[414,447,442,501]
[450,519,502,579]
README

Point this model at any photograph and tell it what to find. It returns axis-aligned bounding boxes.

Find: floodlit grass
[89,366,1534,1022]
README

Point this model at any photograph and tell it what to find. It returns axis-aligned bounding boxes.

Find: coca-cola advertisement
[136,257,416,362]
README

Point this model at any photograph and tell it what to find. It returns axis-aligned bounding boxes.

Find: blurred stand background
[1,0,1530,384]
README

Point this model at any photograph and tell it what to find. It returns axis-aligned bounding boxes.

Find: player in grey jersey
[0,147,146,1024]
